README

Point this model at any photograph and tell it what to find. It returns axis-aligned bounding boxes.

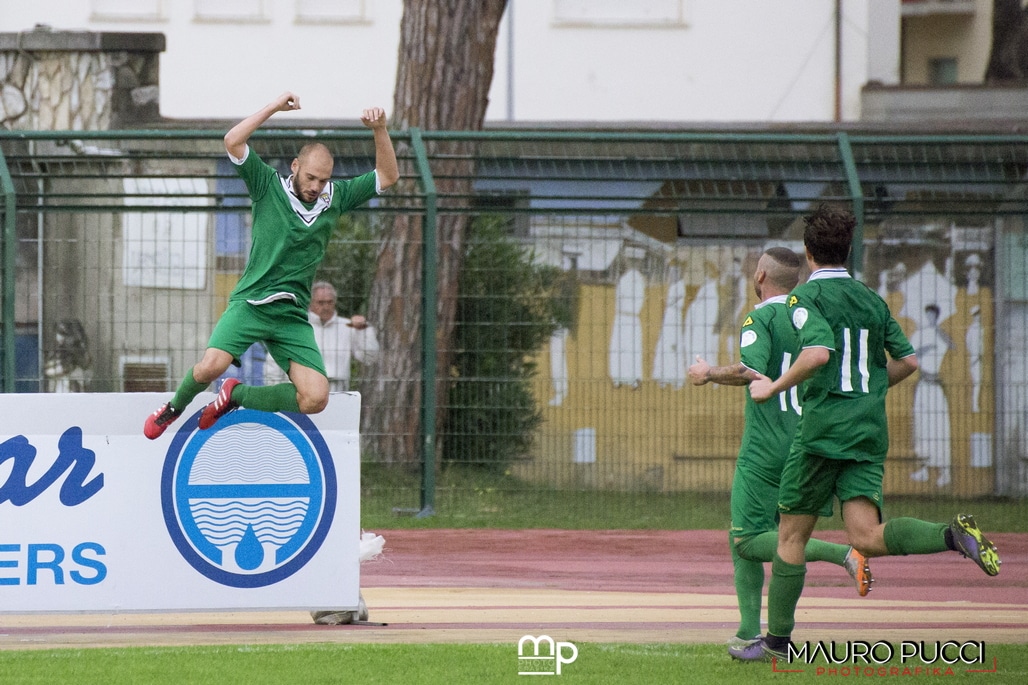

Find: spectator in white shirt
[264,281,379,392]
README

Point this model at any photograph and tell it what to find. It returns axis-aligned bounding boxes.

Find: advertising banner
[0,392,360,613]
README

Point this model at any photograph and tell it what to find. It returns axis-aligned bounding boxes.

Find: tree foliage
[441,217,569,470]
[321,213,569,472]
[316,215,380,317]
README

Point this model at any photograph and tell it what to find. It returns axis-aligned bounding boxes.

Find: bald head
[290,142,334,202]
[297,142,333,165]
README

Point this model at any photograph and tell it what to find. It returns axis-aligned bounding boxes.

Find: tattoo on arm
[706,363,758,386]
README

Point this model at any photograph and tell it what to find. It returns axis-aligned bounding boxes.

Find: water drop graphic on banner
[235,523,264,570]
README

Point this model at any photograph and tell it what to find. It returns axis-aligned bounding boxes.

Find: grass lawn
[2,643,1026,685]
[360,464,1028,532]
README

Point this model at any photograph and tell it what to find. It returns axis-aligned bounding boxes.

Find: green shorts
[730,462,781,539]
[777,449,884,519]
[731,459,834,539]
[207,299,326,377]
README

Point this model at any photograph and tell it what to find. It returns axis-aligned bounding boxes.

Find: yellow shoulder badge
[743,316,753,327]
[788,295,799,308]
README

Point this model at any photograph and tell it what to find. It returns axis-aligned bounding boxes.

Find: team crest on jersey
[792,307,809,329]
[743,316,753,326]
[740,329,758,348]
[788,295,799,308]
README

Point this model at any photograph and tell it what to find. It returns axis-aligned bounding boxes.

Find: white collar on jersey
[808,268,850,280]
[755,294,788,309]
[281,174,334,226]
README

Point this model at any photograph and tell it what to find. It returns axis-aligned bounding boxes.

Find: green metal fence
[2,129,1027,521]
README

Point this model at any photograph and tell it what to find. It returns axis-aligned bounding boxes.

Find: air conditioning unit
[120,355,170,392]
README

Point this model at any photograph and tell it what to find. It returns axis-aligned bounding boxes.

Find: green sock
[233,382,301,413]
[736,531,777,562]
[882,518,949,555]
[767,553,806,639]
[170,370,209,412]
[804,537,849,566]
[738,531,849,567]
[731,535,764,640]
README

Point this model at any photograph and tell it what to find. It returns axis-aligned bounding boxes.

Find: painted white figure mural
[877,262,907,300]
[609,248,646,389]
[899,260,957,327]
[714,257,747,364]
[550,330,570,405]
[909,304,955,487]
[549,252,580,406]
[684,267,720,367]
[967,305,984,414]
[964,253,982,296]
[652,265,687,389]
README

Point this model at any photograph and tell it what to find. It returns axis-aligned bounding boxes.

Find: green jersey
[786,268,915,463]
[737,295,802,479]
[230,146,377,311]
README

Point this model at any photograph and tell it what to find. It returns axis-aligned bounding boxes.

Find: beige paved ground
[3,530,1025,650]
[2,587,1026,650]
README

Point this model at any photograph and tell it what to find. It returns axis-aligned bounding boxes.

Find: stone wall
[0,26,164,130]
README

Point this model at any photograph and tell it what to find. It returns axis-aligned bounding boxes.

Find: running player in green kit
[688,247,871,661]
[745,204,1001,661]
[144,91,399,439]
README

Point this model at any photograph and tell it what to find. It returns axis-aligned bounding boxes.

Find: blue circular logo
[161,409,336,588]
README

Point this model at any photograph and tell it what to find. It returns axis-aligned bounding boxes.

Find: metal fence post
[409,127,437,517]
[837,131,865,279]
[0,145,15,393]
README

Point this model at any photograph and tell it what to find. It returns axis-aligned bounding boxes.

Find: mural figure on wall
[714,256,747,364]
[652,264,687,389]
[964,253,982,296]
[967,305,984,414]
[683,262,721,367]
[865,227,997,496]
[909,304,955,487]
[44,319,92,393]
[877,261,907,301]
[609,247,646,389]
[549,251,580,406]
[899,260,957,330]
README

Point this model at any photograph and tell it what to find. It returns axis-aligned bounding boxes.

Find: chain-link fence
[2,129,1027,519]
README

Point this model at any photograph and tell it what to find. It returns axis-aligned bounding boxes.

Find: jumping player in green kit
[688,247,872,661]
[144,91,399,439]
[744,204,1001,661]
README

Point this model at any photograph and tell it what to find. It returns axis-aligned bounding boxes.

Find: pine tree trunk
[362,0,506,467]
[985,0,1028,82]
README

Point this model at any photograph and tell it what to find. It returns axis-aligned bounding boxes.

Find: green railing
[2,129,1027,509]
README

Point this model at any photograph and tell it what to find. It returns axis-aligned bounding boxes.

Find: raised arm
[749,345,829,403]
[360,107,399,190]
[224,92,301,159]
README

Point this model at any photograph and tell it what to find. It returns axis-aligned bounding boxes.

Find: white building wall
[1,0,898,123]
[867,0,902,85]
